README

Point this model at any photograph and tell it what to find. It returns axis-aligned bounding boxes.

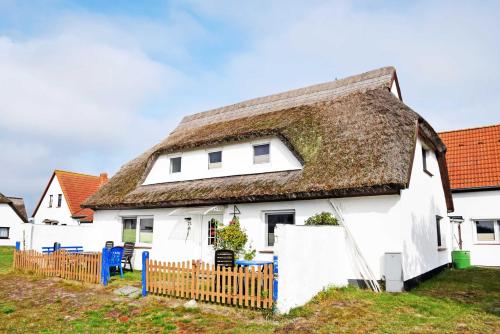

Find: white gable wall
[33,176,77,225]
[451,190,500,266]
[399,138,451,280]
[143,137,302,185]
[0,203,26,246]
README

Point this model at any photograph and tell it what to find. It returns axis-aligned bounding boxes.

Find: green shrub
[304,212,339,226]
[213,217,248,257]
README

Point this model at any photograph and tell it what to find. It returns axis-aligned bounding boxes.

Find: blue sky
[0,0,499,213]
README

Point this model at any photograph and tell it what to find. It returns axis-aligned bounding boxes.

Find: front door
[201,215,223,263]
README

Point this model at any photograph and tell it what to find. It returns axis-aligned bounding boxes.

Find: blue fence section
[101,247,110,286]
[273,255,278,302]
[142,251,149,297]
[42,246,83,254]
[15,241,20,251]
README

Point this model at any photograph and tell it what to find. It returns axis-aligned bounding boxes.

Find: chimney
[99,173,108,186]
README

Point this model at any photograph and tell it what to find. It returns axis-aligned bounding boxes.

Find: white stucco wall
[451,190,500,266]
[33,176,77,225]
[398,138,452,280]
[274,225,348,313]
[0,203,27,247]
[143,137,302,185]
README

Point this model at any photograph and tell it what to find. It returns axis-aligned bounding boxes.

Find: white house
[0,193,28,247]
[440,124,500,266]
[32,170,108,226]
[83,66,454,290]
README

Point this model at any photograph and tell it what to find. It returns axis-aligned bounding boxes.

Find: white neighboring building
[440,124,500,266]
[84,67,454,288]
[0,194,28,246]
[32,170,108,226]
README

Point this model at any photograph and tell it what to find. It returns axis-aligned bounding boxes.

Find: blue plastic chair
[106,247,124,280]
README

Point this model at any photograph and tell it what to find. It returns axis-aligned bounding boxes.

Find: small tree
[213,217,250,258]
[305,212,339,226]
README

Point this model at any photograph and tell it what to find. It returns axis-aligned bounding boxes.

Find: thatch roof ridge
[0,193,29,223]
[175,66,396,133]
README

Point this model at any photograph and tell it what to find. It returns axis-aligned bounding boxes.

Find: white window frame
[169,156,182,174]
[208,150,222,169]
[253,142,271,164]
[0,227,10,239]
[472,219,500,244]
[121,216,154,246]
[48,195,53,208]
[264,210,295,248]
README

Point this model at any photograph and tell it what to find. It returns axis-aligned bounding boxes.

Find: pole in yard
[15,241,20,251]
[273,255,278,303]
[142,251,149,297]
[101,247,109,286]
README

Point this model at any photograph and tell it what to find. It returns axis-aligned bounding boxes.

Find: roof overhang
[168,206,225,216]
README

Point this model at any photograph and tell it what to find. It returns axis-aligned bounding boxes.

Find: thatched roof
[83,67,453,211]
[0,193,29,223]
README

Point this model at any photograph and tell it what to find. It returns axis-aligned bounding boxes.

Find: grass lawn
[0,246,499,333]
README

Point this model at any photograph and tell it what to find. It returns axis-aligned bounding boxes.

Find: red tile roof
[440,124,500,190]
[32,170,108,222]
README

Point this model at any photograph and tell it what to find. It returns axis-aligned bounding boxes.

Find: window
[436,216,443,247]
[422,147,432,176]
[0,227,9,239]
[253,143,270,164]
[57,194,62,207]
[139,218,154,244]
[170,157,182,173]
[49,195,53,208]
[475,220,496,242]
[208,151,222,169]
[122,217,154,244]
[266,212,294,246]
[122,218,137,243]
[208,218,217,245]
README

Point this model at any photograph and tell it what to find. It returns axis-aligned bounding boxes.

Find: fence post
[142,251,149,297]
[101,247,109,286]
[273,255,278,303]
[15,241,20,251]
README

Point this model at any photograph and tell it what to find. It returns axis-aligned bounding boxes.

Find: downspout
[328,199,381,292]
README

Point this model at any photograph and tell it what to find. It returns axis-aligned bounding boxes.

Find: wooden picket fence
[145,260,274,309]
[13,250,102,284]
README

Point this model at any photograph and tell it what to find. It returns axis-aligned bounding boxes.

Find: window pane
[422,148,427,170]
[254,144,270,156]
[57,194,62,207]
[0,227,9,238]
[436,216,442,247]
[123,218,137,243]
[209,151,222,164]
[139,218,154,244]
[170,157,182,173]
[266,213,294,246]
[476,221,495,241]
[208,218,217,245]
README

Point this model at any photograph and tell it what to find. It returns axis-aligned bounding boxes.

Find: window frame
[48,195,53,208]
[473,219,499,244]
[0,227,10,239]
[253,143,271,164]
[170,156,182,174]
[57,194,62,207]
[422,147,433,176]
[121,216,154,245]
[264,210,295,247]
[435,215,444,249]
[208,151,222,169]
[207,218,218,245]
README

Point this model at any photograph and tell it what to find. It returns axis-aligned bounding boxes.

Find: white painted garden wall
[33,176,77,225]
[274,225,348,313]
[143,137,302,185]
[451,190,500,266]
[0,203,26,247]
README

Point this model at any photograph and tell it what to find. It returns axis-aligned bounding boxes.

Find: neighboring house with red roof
[0,193,28,246]
[440,124,500,266]
[32,170,108,226]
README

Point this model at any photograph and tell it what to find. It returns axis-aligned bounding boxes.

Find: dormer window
[170,157,182,173]
[208,151,222,169]
[253,143,270,164]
